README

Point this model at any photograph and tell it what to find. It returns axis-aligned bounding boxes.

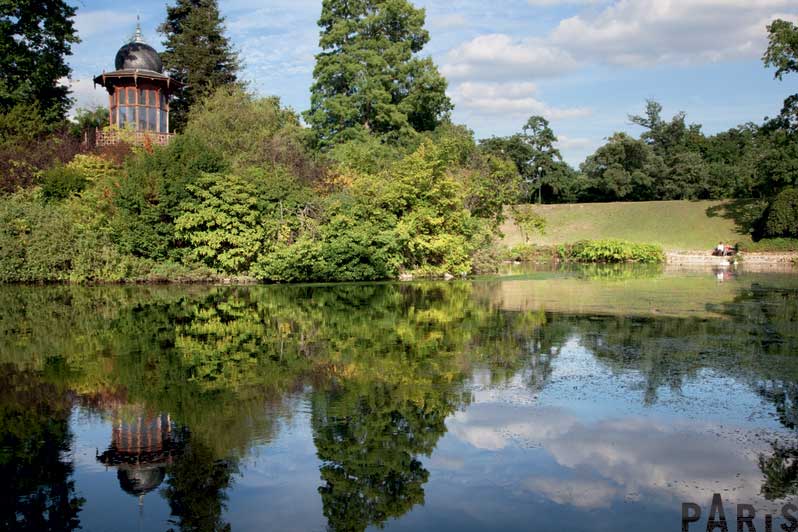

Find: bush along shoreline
[501,240,666,265]
[557,240,666,264]
[0,89,525,285]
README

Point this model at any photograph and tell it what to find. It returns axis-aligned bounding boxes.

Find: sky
[67,0,798,166]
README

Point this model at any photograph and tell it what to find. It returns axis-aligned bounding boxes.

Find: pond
[2,266,798,531]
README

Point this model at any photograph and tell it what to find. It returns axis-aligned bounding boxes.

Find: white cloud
[550,0,798,66]
[442,1,798,80]
[62,77,107,116]
[450,81,591,120]
[442,34,579,82]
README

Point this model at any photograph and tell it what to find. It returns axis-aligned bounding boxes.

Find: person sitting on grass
[715,242,725,256]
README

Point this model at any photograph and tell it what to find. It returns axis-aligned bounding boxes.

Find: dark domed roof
[117,466,166,497]
[115,41,163,73]
[113,23,163,73]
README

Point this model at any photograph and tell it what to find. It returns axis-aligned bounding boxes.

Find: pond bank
[666,250,798,269]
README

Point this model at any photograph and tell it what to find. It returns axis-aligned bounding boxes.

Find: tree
[0,0,79,123]
[764,19,798,132]
[764,19,798,81]
[629,99,705,158]
[480,116,565,203]
[159,0,240,131]
[764,187,798,238]
[627,100,714,199]
[304,0,452,147]
[580,133,660,201]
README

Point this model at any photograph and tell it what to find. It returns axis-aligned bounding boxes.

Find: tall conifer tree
[0,0,79,123]
[159,0,239,131]
[305,0,453,147]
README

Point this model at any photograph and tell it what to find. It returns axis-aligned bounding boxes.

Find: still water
[2,266,798,531]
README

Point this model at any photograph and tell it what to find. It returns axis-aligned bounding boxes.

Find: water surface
[2,266,798,531]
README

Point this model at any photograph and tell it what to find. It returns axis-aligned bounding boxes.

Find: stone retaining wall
[666,251,797,269]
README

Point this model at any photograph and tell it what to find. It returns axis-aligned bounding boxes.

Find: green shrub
[558,239,665,263]
[765,187,798,238]
[0,191,75,281]
[361,141,476,277]
[185,87,309,171]
[66,154,119,183]
[738,238,798,252]
[175,166,314,275]
[41,164,87,201]
[0,190,151,282]
[175,172,266,274]
[112,133,228,261]
[504,243,554,262]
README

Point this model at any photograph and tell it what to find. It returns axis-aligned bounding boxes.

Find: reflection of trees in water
[311,382,461,532]
[539,283,798,406]
[759,442,798,501]
[712,284,798,361]
[754,381,798,430]
[4,279,798,529]
[573,315,708,405]
[0,363,84,531]
[162,436,238,532]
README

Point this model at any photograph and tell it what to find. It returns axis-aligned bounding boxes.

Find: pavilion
[92,22,182,146]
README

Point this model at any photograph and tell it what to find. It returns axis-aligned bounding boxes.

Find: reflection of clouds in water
[447,405,576,450]
[522,477,619,509]
[428,455,466,471]
[447,403,775,509]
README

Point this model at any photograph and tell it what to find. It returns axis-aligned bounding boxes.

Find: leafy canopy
[305,0,452,147]
[480,116,565,203]
[0,0,79,123]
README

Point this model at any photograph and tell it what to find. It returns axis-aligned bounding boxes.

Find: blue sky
[68,0,798,166]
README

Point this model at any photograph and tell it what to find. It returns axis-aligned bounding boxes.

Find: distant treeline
[482,101,797,206]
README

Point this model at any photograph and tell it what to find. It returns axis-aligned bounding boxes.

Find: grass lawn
[500,200,755,251]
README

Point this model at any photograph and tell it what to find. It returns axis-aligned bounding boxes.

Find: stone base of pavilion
[92,128,174,147]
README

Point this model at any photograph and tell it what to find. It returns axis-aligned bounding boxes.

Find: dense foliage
[305,0,452,147]
[558,240,665,264]
[0,86,520,282]
[765,188,798,238]
[490,101,797,207]
[480,116,570,203]
[0,0,79,123]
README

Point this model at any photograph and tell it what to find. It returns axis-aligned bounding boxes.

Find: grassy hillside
[500,200,754,251]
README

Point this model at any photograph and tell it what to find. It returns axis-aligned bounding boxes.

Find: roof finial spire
[132,15,145,44]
